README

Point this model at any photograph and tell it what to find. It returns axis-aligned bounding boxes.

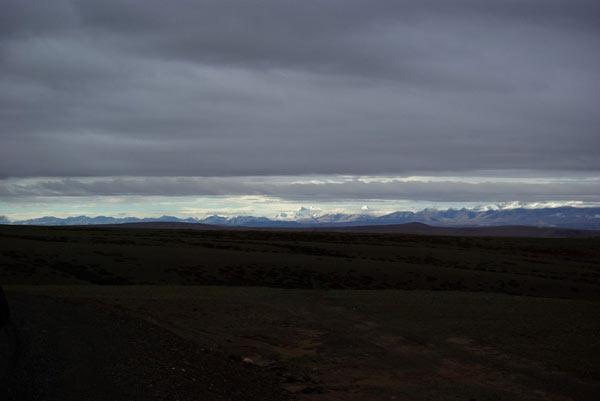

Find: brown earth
[6,286,600,401]
[1,226,600,400]
[1,226,599,300]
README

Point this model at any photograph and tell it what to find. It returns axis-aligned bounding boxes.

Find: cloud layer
[2,0,600,178]
[2,176,599,203]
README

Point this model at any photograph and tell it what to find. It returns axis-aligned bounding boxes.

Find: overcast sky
[1,0,599,218]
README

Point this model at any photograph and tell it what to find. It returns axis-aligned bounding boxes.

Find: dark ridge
[317,223,600,238]
[81,221,600,238]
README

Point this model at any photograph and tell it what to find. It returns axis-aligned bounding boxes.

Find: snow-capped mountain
[2,207,600,230]
[275,207,322,222]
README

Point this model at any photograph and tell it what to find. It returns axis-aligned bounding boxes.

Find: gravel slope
[0,293,292,401]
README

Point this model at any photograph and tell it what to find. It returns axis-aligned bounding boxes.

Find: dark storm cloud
[1,0,600,178]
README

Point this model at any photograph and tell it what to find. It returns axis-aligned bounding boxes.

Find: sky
[1,0,599,220]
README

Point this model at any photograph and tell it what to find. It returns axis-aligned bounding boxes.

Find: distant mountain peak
[275,206,322,221]
[3,206,600,230]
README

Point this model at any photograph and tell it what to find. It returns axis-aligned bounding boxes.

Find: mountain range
[2,206,600,230]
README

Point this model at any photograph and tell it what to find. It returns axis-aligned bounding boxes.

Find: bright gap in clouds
[3,196,600,222]
[1,175,599,221]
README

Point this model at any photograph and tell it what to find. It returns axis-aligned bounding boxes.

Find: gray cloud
[1,0,600,178]
[2,176,599,203]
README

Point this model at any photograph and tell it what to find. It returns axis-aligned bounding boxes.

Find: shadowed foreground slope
[4,286,600,401]
[1,226,600,400]
[0,292,289,401]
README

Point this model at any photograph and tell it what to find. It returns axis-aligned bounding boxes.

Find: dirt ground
[1,226,600,400]
[1,226,600,300]
[6,285,600,401]
[0,290,290,401]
